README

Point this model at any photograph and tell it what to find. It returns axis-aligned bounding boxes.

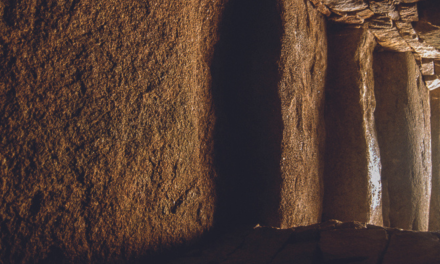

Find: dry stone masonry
[309,0,440,89]
[1,0,440,263]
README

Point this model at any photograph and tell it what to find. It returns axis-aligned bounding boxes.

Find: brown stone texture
[374,52,432,231]
[318,0,440,60]
[429,88,440,231]
[323,25,383,225]
[220,227,293,264]
[169,220,440,264]
[277,0,327,228]
[415,0,440,50]
[212,0,326,229]
[320,228,387,264]
[382,231,440,264]
[0,0,225,263]
[321,0,368,12]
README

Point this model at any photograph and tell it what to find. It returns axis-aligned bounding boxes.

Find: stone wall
[322,25,382,225]
[374,52,432,231]
[0,0,225,263]
[0,0,329,262]
[430,88,440,231]
[276,0,327,228]
[208,0,327,230]
[1,0,440,263]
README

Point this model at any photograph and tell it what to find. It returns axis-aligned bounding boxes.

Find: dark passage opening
[211,0,283,229]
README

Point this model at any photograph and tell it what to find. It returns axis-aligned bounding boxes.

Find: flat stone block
[319,228,388,264]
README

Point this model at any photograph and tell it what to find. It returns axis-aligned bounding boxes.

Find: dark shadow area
[429,89,440,231]
[322,24,371,222]
[417,0,440,26]
[211,0,284,229]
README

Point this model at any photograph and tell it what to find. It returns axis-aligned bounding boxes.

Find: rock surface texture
[374,52,432,231]
[211,0,326,230]
[308,0,440,90]
[430,88,440,231]
[323,25,383,225]
[169,220,440,264]
[0,0,225,263]
[2,0,440,263]
[276,0,327,228]
[415,0,440,90]
[0,0,329,262]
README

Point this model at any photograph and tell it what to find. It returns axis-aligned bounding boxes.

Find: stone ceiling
[309,0,440,90]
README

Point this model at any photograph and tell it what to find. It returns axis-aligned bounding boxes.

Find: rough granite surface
[210,0,327,229]
[0,0,225,263]
[1,0,440,263]
[374,52,432,231]
[430,88,440,231]
[323,25,383,225]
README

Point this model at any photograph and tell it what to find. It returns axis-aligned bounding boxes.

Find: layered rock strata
[307,0,440,90]
[323,26,382,225]
[0,0,225,263]
[374,52,432,231]
[416,0,440,90]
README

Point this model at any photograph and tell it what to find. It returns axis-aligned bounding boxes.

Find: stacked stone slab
[374,52,432,231]
[323,26,383,225]
[414,1,440,91]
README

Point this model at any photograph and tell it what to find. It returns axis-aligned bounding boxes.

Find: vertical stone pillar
[429,88,440,231]
[212,0,327,229]
[374,52,432,231]
[275,0,327,228]
[323,26,383,225]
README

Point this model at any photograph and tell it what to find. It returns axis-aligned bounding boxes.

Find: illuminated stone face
[374,52,432,231]
[0,0,225,262]
[322,26,383,225]
[1,0,440,263]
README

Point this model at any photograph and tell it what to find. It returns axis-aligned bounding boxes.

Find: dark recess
[30,191,44,216]
[211,0,283,229]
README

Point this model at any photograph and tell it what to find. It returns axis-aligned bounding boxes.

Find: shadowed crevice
[211,0,284,229]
